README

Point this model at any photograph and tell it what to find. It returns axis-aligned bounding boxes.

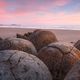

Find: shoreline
[0,27,80,43]
[0,27,80,31]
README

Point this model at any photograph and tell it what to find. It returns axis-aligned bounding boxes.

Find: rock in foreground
[38,42,80,80]
[0,50,52,80]
[64,60,80,80]
[29,29,58,52]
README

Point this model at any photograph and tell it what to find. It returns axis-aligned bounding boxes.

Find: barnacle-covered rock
[0,38,37,55]
[0,50,52,80]
[16,33,26,39]
[38,42,80,80]
[16,32,32,40]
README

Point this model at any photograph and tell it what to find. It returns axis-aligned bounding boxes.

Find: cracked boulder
[64,60,80,80]
[0,38,37,55]
[28,29,58,52]
[74,40,80,50]
[0,50,52,80]
[37,42,80,80]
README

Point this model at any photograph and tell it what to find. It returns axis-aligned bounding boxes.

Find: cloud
[0,1,6,7]
[0,0,80,25]
[0,0,71,13]
[52,0,70,6]
[0,11,80,25]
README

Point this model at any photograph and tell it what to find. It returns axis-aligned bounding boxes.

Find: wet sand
[0,28,80,43]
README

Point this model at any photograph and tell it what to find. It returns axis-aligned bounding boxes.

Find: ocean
[0,25,80,30]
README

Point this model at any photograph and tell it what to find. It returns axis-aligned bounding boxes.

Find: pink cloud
[0,10,80,25]
[0,1,6,7]
[0,0,80,25]
[0,12,80,25]
[0,0,71,14]
[54,0,70,6]
[18,12,80,25]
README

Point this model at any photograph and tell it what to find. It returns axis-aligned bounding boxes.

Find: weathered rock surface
[0,50,52,80]
[16,29,58,52]
[29,29,58,52]
[38,42,80,80]
[64,60,80,80]
[74,40,80,50]
[0,38,37,55]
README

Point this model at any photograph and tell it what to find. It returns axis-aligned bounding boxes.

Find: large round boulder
[37,42,80,80]
[0,38,37,55]
[0,50,52,80]
[29,29,58,51]
[64,60,80,80]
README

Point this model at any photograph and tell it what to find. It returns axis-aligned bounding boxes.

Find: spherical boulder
[0,38,37,55]
[29,29,58,51]
[64,60,80,80]
[37,42,80,80]
[0,50,52,80]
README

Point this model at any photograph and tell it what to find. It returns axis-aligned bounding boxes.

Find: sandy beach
[0,28,80,43]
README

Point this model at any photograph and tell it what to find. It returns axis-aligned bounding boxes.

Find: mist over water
[0,25,80,30]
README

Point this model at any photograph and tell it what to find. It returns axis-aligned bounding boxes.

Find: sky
[0,0,80,25]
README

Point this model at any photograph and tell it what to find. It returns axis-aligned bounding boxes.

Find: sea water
[0,25,80,30]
